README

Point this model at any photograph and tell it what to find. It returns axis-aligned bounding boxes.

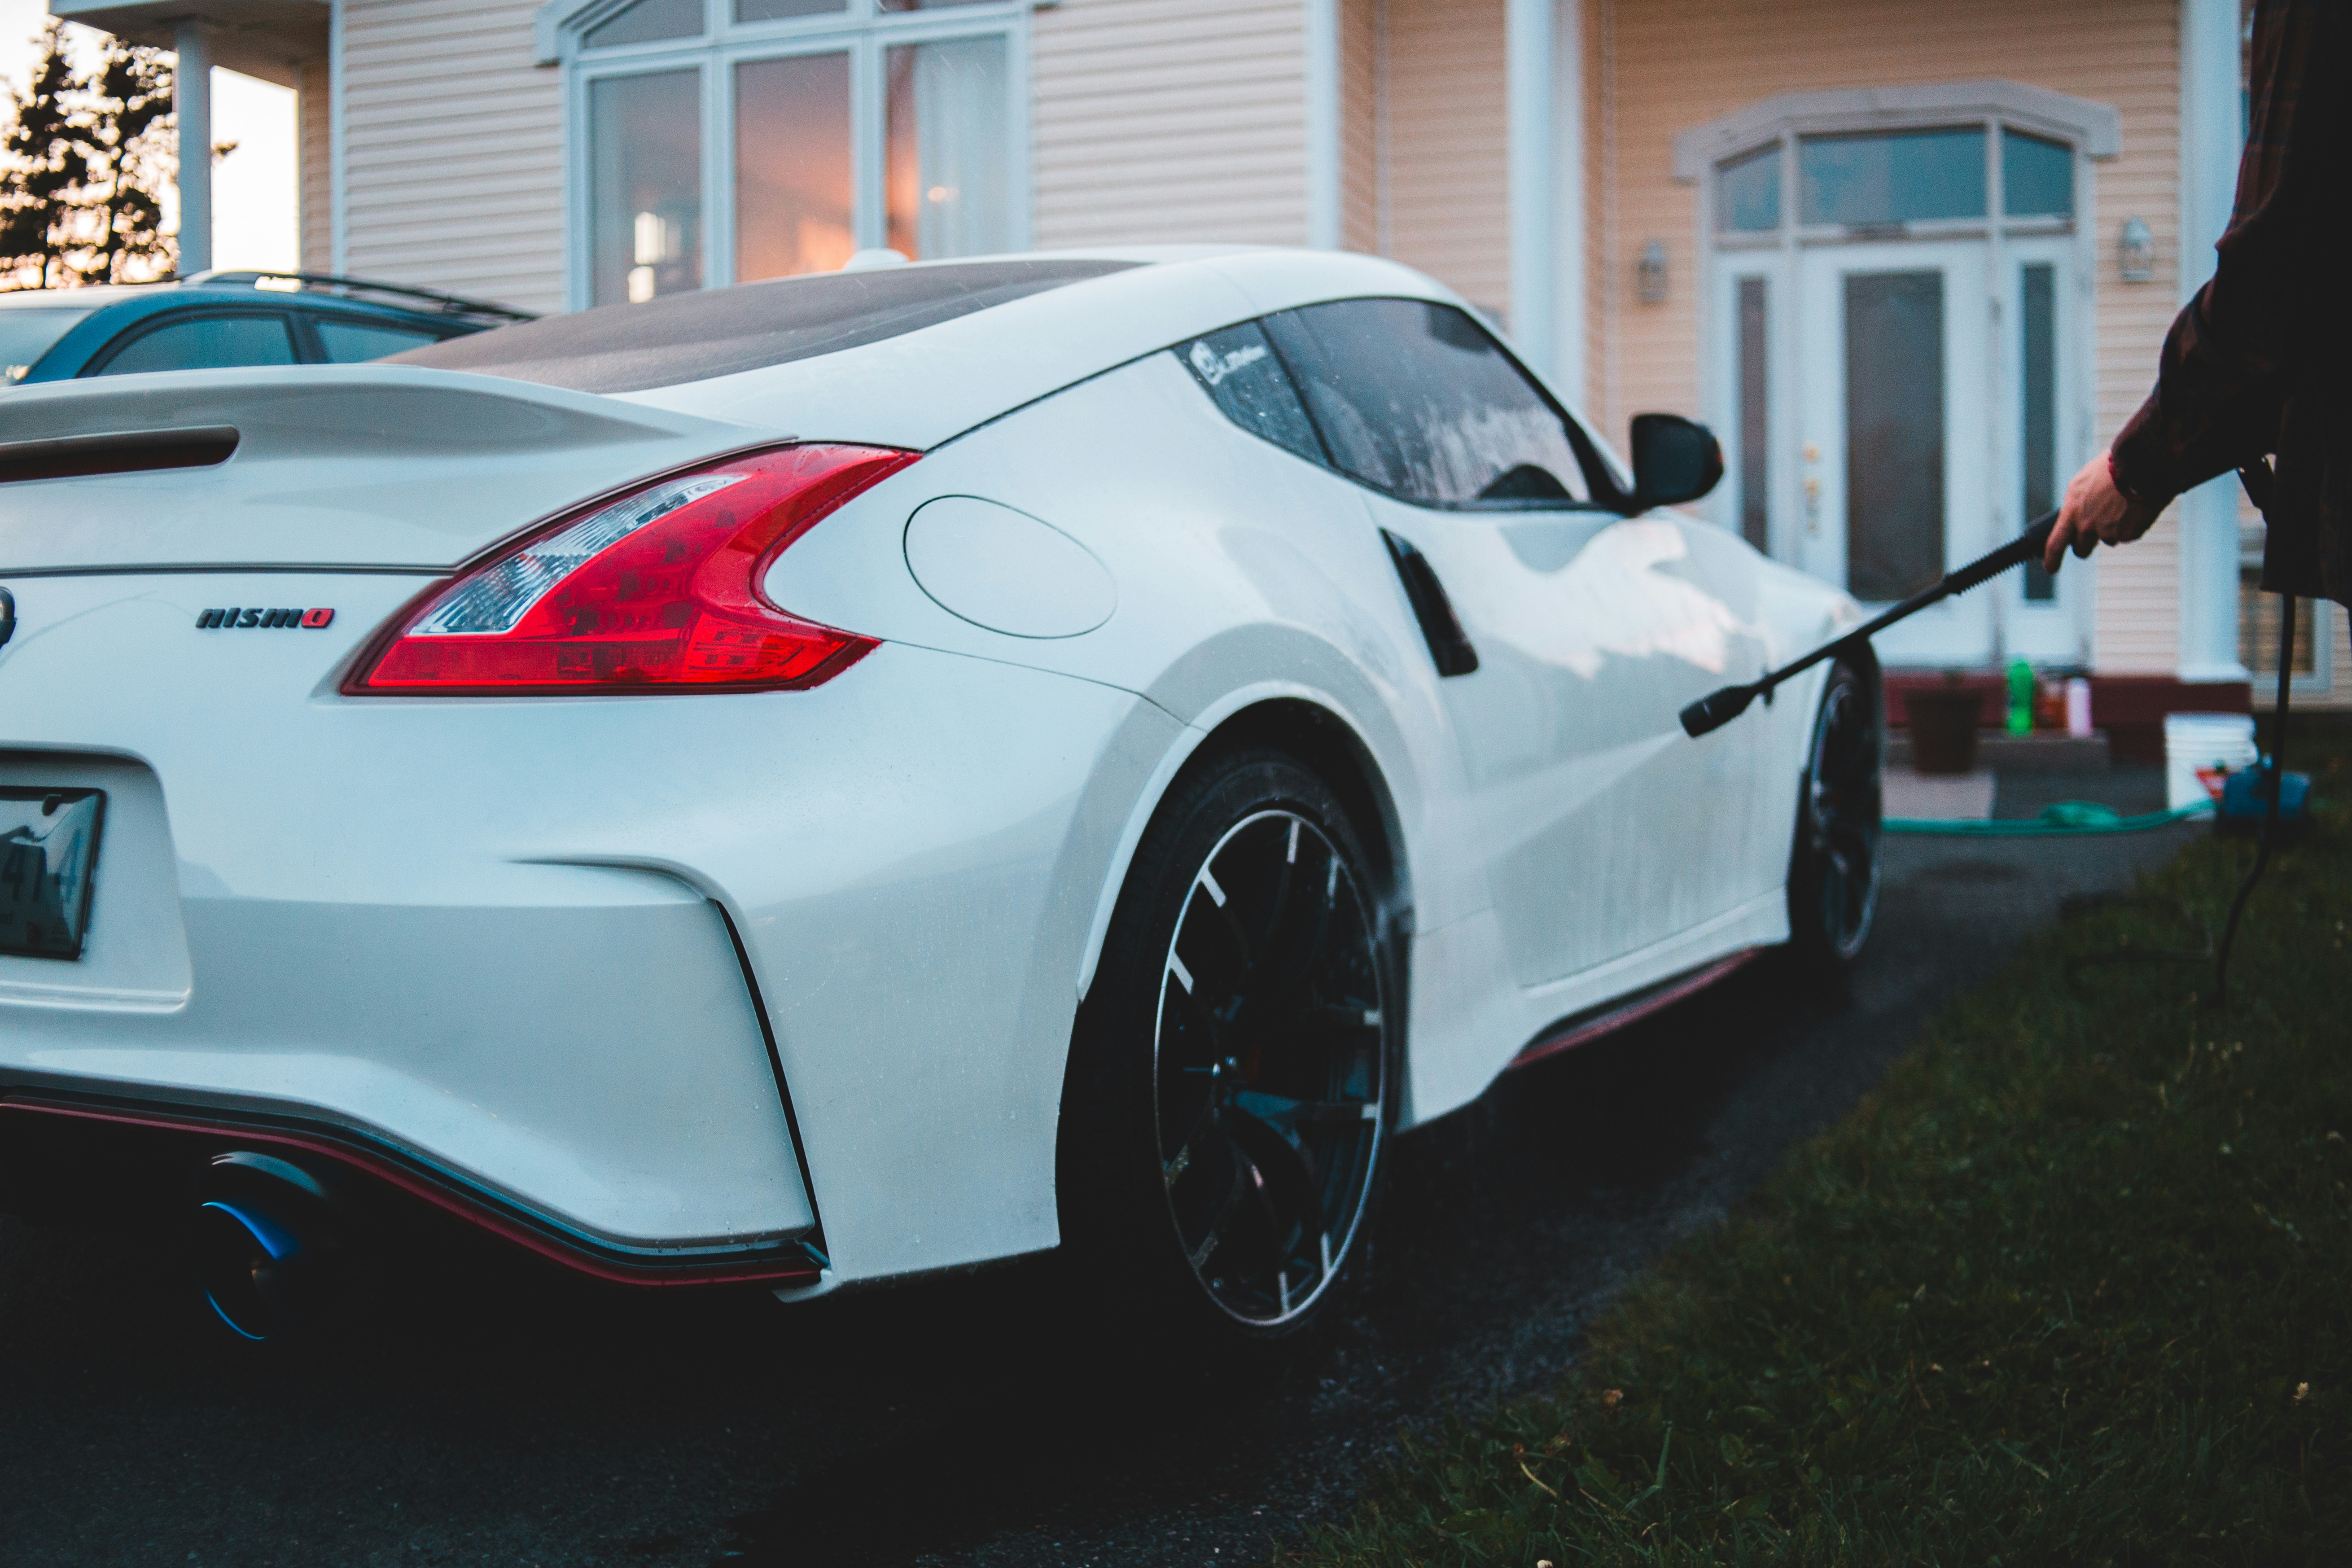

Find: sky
[0,0,298,274]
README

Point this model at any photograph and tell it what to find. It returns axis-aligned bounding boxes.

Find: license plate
[0,788,105,960]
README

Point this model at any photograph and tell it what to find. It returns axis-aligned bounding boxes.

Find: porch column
[1551,0,1585,404]
[2174,0,2245,682]
[174,20,212,275]
[1508,0,1586,395]
[1305,0,1340,249]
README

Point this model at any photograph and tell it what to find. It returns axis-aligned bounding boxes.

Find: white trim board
[535,0,1059,63]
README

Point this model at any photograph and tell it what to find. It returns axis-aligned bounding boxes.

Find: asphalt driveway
[0,787,2198,1568]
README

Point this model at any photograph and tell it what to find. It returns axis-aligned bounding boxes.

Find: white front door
[1796,240,1992,666]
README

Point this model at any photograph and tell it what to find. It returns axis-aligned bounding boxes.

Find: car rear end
[0,367,863,1295]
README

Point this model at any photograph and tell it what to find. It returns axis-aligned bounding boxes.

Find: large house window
[565,0,1027,308]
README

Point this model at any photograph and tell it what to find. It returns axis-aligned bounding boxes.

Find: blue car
[0,271,533,386]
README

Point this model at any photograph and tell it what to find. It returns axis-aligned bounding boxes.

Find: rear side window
[1261,298,1594,507]
[94,314,299,376]
[1177,322,1326,466]
[314,318,444,363]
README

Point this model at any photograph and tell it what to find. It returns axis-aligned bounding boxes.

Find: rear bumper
[0,1091,825,1286]
[0,571,1174,1284]
[0,815,816,1258]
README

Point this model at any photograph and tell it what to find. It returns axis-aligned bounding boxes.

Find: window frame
[556,0,1033,312]
[1708,118,2084,255]
[2240,527,2335,698]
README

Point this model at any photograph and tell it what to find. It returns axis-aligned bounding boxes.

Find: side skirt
[1507,948,1764,1072]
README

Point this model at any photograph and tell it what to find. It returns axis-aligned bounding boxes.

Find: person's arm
[2046,0,2320,572]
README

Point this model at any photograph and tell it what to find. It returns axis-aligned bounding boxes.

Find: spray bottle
[2006,659,2036,736]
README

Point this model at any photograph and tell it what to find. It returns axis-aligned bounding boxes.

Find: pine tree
[0,22,88,290]
[74,35,174,284]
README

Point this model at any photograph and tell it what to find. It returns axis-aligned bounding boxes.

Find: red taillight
[346,444,914,696]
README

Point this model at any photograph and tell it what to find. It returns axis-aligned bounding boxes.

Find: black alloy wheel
[1789,660,1883,968]
[1062,749,1394,1343]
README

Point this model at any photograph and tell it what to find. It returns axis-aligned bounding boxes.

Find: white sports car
[0,247,1880,1342]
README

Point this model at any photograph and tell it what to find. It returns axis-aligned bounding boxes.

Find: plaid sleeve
[2107,0,2325,504]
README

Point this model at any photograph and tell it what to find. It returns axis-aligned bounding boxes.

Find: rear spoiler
[0,364,745,463]
[0,365,783,574]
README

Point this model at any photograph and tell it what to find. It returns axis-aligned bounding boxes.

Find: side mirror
[1627,412,1724,511]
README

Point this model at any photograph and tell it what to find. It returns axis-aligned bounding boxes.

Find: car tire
[1785,658,1883,972]
[1059,747,1398,1351]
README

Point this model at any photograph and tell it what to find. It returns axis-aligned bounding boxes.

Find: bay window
[561,0,1028,309]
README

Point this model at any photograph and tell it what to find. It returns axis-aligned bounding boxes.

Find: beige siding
[1033,0,1311,249]
[2079,5,2184,674]
[1580,0,1605,416]
[1339,0,1380,252]
[1382,0,1507,317]
[1597,0,2181,670]
[342,0,564,315]
[296,61,333,276]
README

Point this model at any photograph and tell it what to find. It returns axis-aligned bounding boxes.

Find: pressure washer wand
[1679,510,2060,739]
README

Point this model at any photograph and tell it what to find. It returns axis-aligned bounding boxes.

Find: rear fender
[1072,674,1421,1006]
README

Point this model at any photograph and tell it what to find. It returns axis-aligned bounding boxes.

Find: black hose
[2211,590,2295,1009]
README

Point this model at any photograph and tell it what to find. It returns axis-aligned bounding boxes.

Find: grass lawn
[1292,719,2351,1567]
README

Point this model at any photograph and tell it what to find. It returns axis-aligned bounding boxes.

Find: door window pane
[737,0,844,18]
[885,36,1011,261]
[736,53,854,280]
[584,0,703,49]
[1262,298,1593,506]
[2002,129,2073,219]
[2019,262,2058,600]
[1737,276,1769,551]
[1843,271,1945,601]
[1800,128,1985,227]
[1717,145,1780,233]
[590,70,702,307]
[313,319,441,363]
[1178,321,1326,467]
[97,314,298,375]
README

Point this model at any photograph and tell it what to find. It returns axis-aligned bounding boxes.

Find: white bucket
[2164,713,2257,810]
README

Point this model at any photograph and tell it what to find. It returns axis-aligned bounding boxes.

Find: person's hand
[2044,453,2161,574]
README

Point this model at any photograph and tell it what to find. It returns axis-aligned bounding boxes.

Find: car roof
[396,246,1469,451]
[0,274,529,326]
[393,257,1145,394]
[1,249,1494,457]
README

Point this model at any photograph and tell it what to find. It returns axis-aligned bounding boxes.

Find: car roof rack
[179,270,539,325]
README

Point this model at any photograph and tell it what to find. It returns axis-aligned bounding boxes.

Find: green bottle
[2007,658,2035,735]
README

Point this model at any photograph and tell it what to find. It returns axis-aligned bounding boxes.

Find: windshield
[0,306,95,383]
